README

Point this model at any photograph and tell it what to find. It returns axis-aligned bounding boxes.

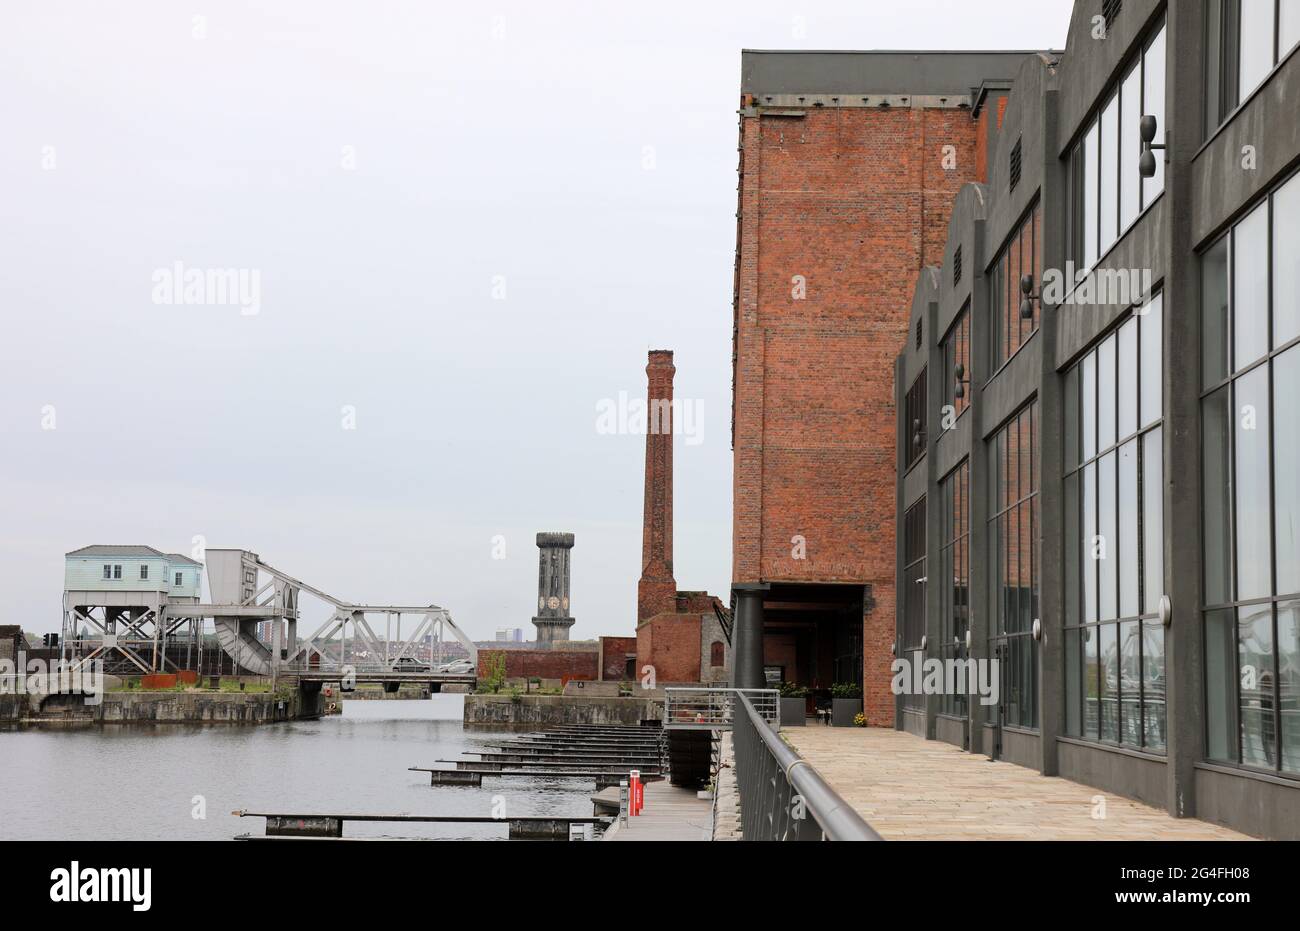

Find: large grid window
[1069,18,1167,269]
[942,304,971,423]
[1207,0,1300,130]
[1064,295,1167,751]
[1202,169,1300,775]
[902,498,927,713]
[939,461,970,717]
[989,203,1043,371]
[989,402,1039,729]
[904,368,928,470]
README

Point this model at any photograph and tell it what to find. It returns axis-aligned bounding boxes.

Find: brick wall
[477,649,598,681]
[599,636,637,681]
[635,613,703,685]
[733,103,991,727]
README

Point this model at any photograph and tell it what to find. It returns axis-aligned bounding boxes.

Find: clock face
[547,596,561,610]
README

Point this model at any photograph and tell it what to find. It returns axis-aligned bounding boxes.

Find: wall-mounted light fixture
[954,362,967,399]
[1020,274,1040,319]
[1139,115,1166,179]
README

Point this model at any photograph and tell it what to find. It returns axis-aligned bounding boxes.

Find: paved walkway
[603,781,711,841]
[784,728,1251,840]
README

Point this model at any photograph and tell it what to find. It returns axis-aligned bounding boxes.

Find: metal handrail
[733,691,882,841]
[663,687,778,730]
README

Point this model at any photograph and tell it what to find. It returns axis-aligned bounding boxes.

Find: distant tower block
[531,532,576,644]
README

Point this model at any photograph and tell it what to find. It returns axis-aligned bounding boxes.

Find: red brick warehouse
[729,50,1023,725]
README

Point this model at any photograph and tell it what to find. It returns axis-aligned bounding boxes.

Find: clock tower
[531,532,576,644]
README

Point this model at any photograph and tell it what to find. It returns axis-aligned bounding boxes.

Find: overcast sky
[0,1,1072,640]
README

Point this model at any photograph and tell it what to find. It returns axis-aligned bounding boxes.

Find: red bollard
[629,769,641,816]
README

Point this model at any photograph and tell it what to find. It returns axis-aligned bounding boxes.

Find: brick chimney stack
[638,350,677,622]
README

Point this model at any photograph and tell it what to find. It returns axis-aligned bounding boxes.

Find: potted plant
[778,682,809,727]
[831,682,863,727]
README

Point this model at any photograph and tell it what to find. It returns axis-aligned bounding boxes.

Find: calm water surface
[0,696,594,840]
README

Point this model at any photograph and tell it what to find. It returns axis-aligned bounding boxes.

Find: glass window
[942,306,971,422]
[140,564,149,580]
[1065,298,1165,751]
[1274,172,1300,348]
[1142,428,1164,615]
[1142,25,1167,201]
[991,205,1041,370]
[1118,318,1137,439]
[939,462,970,717]
[1140,295,1162,426]
[103,565,112,580]
[1234,203,1270,371]
[1119,62,1141,232]
[1276,347,1300,595]
[990,402,1039,729]
[1119,441,1140,618]
[904,368,928,470]
[1280,601,1300,772]
[1084,123,1099,269]
[1240,0,1277,99]
[1203,386,1234,607]
[1284,0,1300,56]
[1098,334,1116,451]
[1234,366,1271,601]
[175,572,183,586]
[1238,602,1275,768]
[1203,238,1231,389]
[1201,174,1300,775]
[1099,92,1119,250]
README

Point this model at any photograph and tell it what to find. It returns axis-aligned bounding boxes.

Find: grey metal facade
[895,0,1300,839]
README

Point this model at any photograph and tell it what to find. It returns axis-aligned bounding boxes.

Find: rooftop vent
[1102,0,1122,30]
[953,245,963,287]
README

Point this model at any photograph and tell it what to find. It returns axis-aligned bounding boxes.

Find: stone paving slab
[784,727,1251,841]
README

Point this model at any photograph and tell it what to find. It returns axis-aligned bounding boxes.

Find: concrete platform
[785,728,1252,840]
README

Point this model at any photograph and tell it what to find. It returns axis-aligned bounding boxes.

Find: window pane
[1120,619,1141,746]
[1118,318,1137,439]
[1235,367,1272,600]
[1098,335,1116,451]
[1140,294,1163,427]
[1084,122,1099,269]
[1065,364,1080,467]
[1100,92,1119,254]
[1203,388,1234,606]
[1066,472,1081,627]
[1099,451,1118,621]
[1206,608,1239,762]
[1275,172,1300,348]
[1143,428,1165,614]
[1239,602,1276,769]
[1142,621,1167,751]
[1085,625,1100,738]
[1142,24,1167,201]
[1066,626,1082,736]
[1120,61,1141,230]
[1284,0,1300,58]
[1100,623,1118,741]
[1084,462,1098,622]
[1239,0,1277,99]
[1280,600,1300,773]
[1235,203,1270,370]
[1203,237,1231,389]
[1082,350,1097,461]
[1119,440,1140,617]
[1277,347,1300,595]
